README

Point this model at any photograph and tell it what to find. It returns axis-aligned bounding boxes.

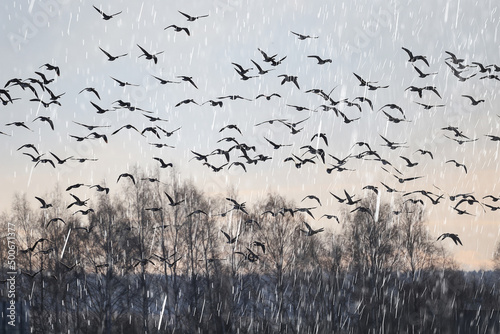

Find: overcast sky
[1,0,499,270]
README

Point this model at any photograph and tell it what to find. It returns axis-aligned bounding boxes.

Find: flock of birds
[2,5,500,271]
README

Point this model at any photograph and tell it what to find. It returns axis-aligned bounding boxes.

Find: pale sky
[1,0,499,270]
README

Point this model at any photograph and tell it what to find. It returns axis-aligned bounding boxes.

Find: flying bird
[164,192,185,206]
[290,31,318,40]
[461,95,485,105]
[437,233,462,245]
[137,44,164,64]
[93,5,122,20]
[446,159,467,173]
[301,195,322,206]
[177,76,198,89]
[117,173,136,184]
[98,47,127,61]
[277,75,300,89]
[79,87,101,99]
[402,47,429,66]
[35,196,52,209]
[307,55,332,64]
[178,10,208,21]
[301,222,324,236]
[164,25,190,36]
[32,116,54,130]
[412,65,437,78]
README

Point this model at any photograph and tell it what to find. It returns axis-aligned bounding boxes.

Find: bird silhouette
[402,47,429,66]
[89,184,110,194]
[412,65,437,78]
[153,157,173,169]
[446,159,467,173]
[178,10,208,21]
[301,222,324,236]
[93,5,122,20]
[67,194,88,208]
[177,76,198,89]
[291,31,318,40]
[151,75,180,85]
[117,173,135,184]
[98,47,127,61]
[39,63,60,76]
[137,44,164,64]
[462,95,485,105]
[307,55,332,64]
[437,233,462,245]
[264,137,292,149]
[278,74,300,89]
[110,76,139,87]
[164,25,190,36]
[164,192,184,206]
[35,196,52,209]
[79,87,101,99]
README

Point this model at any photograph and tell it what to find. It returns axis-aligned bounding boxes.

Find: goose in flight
[278,75,300,89]
[20,238,51,253]
[67,194,89,208]
[220,124,242,135]
[446,159,467,173]
[226,198,248,214]
[231,62,253,75]
[89,184,110,194]
[112,124,143,136]
[99,47,127,61]
[153,157,173,169]
[35,158,56,169]
[164,25,190,36]
[178,10,208,21]
[353,72,378,86]
[17,143,39,155]
[307,55,332,64]
[164,192,184,206]
[301,195,322,206]
[137,44,164,64]
[221,230,239,244]
[39,63,60,76]
[250,59,274,75]
[66,183,87,191]
[437,233,462,245]
[255,93,281,100]
[46,217,66,227]
[35,196,52,209]
[110,76,139,87]
[462,95,485,105]
[291,31,318,40]
[74,209,95,216]
[301,222,324,236]
[78,87,101,99]
[402,47,429,66]
[405,85,441,98]
[6,121,33,131]
[151,75,180,85]
[187,209,207,217]
[93,5,122,20]
[412,65,437,78]
[228,161,247,172]
[30,98,61,108]
[33,116,54,130]
[414,149,434,159]
[264,137,292,149]
[320,214,340,224]
[177,76,198,89]
[117,173,135,184]
[445,51,464,64]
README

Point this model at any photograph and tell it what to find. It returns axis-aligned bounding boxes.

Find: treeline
[1,168,499,333]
